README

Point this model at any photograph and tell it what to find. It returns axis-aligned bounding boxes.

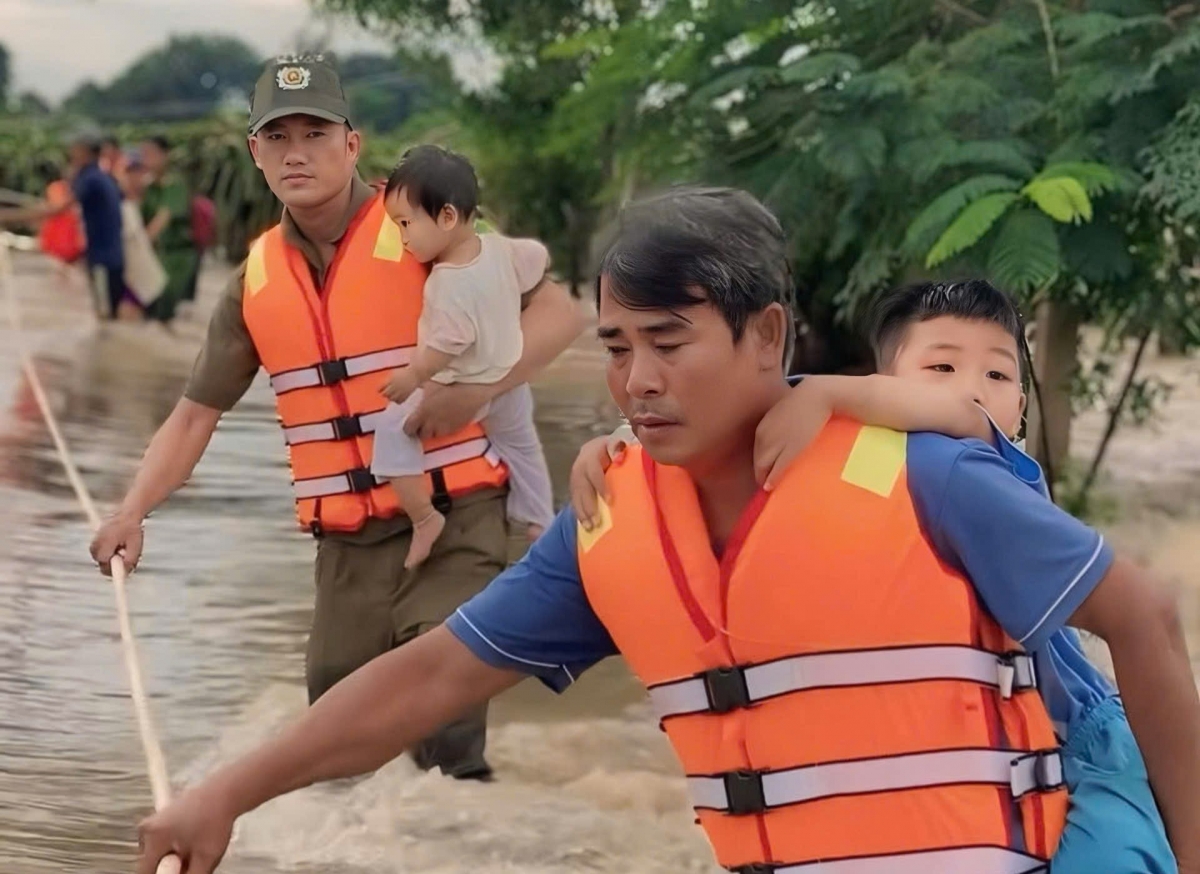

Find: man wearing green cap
[90,54,588,782]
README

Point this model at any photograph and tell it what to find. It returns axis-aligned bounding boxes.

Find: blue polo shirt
[71,162,123,269]
[447,427,1116,738]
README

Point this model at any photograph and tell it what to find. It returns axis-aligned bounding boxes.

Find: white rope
[0,233,182,874]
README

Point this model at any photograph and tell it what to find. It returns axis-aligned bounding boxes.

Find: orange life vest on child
[241,193,507,533]
[577,417,1067,874]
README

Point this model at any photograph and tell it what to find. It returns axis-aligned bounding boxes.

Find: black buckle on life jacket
[723,770,766,815]
[731,866,776,874]
[429,467,453,515]
[999,651,1037,692]
[346,467,377,494]
[1031,749,1065,793]
[330,415,364,440]
[317,358,349,386]
[704,666,751,714]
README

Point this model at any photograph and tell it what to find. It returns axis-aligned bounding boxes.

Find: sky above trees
[1,0,388,102]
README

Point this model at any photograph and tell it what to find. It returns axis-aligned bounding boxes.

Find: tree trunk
[560,199,596,298]
[1078,327,1153,503]
[1027,298,1080,482]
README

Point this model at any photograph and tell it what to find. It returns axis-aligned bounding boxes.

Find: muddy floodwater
[1,252,1197,873]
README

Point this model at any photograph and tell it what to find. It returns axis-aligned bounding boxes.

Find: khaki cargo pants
[306,492,508,778]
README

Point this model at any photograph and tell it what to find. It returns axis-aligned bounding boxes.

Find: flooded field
[0,252,1196,873]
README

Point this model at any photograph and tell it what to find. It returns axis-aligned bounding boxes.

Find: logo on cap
[276,66,311,90]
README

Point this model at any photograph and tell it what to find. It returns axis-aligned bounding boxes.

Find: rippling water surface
[0,253,723,874]
[4,251,1200,874]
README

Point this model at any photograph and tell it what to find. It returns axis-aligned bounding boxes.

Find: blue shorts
[1052,696,1176,873]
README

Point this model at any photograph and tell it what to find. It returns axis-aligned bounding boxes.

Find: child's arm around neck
[811,374,995,443]
[754,374,996,491]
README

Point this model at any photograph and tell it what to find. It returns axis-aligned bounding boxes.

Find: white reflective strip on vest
[688,748,1062,811]
[649,646,1035,720]
[290,438,497,500]
[423,437,493,471]
[282,410,390,446]
[292,471,384,500]
[270,347,415,394]
[760,846,1047,874]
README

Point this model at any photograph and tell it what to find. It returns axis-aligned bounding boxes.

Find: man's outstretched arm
[136,627,523,874]
[138,505,612,874]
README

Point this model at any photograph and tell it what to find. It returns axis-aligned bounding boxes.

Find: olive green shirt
[141,175,193,253]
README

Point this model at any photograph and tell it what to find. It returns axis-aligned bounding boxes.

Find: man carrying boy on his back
[574,276,1186,872]
[138,187,1200,874]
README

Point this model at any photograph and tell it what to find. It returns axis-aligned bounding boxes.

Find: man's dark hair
[866,279,1029,382]
[384,144,478,220]
[70,134,102,159]
[145,134,171,153]
[101,135,119,150]
[597,185,795,361]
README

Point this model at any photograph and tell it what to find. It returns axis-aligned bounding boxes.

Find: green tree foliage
[575,0,1200,496]
[15,92,52,117]
[61,35,262,122]
[918,162,1119,287]
[311,2,1200,409]
[5,2,1200,500]
[0,42,10,109]
[337,50,459,132]
[58,34,452,132]
[316,0,795,289]
[0,118,65,195]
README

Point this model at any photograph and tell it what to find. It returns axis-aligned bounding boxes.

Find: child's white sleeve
[421,273,479,356]
[504,237,551,294]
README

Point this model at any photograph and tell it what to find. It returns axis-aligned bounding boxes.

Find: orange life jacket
[577,417,1067,874]
[241,193,507,533]
[38,180,85,264]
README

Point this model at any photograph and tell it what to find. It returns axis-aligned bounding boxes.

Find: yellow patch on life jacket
[841,425,906,497]
[373,217,405,262]
[576,496,614,553]
[244,236,268,297]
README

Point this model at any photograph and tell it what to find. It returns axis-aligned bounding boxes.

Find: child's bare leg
[389,474,446,569]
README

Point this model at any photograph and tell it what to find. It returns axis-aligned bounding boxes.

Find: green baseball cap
[248,54,353,135]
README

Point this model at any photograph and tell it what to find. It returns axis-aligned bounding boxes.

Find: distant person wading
[138,135,201,324]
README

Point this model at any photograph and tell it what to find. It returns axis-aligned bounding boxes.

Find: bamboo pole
[0,232,182,874]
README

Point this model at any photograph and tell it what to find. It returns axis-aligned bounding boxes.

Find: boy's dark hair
[384,144,479,221]
[867,279,1029,382]
[102,134,120,149]
[597,185,795,363]
[146,134,171,153]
